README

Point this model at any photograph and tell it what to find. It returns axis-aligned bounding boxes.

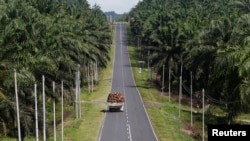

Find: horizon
[87,0,140,14]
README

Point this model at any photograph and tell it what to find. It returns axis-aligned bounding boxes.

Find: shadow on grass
[100,109,107,113]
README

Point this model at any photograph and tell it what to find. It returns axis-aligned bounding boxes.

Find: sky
[87,0,141,14]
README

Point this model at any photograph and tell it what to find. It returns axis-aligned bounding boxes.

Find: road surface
[98,22,158,141]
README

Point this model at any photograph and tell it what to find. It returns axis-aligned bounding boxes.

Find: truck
[107,92,125,112]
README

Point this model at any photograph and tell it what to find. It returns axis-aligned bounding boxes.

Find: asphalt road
[98,23,158,141]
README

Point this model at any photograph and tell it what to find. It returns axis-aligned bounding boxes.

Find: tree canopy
[0,0,111,138]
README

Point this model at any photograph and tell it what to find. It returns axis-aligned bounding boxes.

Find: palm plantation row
[0,0,111,139]
[126,0,250,125]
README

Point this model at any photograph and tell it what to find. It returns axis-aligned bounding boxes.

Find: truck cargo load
[107,92,125,112]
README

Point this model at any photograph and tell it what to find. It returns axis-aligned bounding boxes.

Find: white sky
[87,0,140,14]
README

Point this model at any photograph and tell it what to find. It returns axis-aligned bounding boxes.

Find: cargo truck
[107,92,125,112]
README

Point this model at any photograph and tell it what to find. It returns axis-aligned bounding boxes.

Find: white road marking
[127,124,132,141]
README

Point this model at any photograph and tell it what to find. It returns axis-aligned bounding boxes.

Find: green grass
[58,103,105,141]
[1,137,35,141]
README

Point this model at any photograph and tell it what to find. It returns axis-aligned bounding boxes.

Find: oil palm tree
[0,0,112,138]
